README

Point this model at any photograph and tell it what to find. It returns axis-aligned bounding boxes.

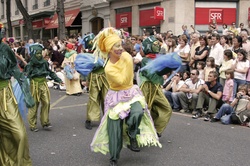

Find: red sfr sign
[154,6,164,20]
[120,14,128,26]
[209,9,223,23]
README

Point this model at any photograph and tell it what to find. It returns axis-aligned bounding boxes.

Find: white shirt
[233,60,249,80]
[209,43,224,66]
[184,78,205,99]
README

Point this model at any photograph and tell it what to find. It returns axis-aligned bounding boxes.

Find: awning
[45,8,80,29]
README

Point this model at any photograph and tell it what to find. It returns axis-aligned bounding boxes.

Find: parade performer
[61,43,82,95]
[24,44,63,132]
[0,27,34,166]
[88,27,161,166]
[139,35,181,137]
[76,33,109,130]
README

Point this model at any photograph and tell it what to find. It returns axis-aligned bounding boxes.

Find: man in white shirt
[209,33,224,71]
[177,69,204,114]
[240,30,250,55]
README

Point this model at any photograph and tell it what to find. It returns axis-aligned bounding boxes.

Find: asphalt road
[25,88,250,166]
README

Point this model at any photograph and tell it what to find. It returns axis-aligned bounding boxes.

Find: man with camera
[211,84,250,126]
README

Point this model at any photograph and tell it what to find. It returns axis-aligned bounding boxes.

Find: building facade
[0,0,250,41]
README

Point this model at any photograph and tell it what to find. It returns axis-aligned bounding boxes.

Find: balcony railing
[44,0,50,7]
[32,4,38,10]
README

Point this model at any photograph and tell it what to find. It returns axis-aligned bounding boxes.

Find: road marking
[50,95,68,108]
[51,103,87,110]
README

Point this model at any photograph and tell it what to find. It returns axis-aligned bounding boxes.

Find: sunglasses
[175,74,180,77]
[131,38,136,40]
[191,73,196,75]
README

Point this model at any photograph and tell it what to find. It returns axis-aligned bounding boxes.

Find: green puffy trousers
[140,81,172,134]
[28,78,51,129]
[87,72,109,122]
[0,83,32,166]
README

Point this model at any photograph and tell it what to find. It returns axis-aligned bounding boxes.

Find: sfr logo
[209,9,223,23]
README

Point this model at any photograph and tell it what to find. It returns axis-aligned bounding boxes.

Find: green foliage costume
[24,44,62,131]
[140,36,172,135]
[0,31,34,165]
[83,33,109,130]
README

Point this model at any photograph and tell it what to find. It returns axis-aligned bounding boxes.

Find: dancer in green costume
[81,33,109,130]
[139,35,173,137]
[90,27,161,166]
[0,27,34,166]
[24,44,63,132]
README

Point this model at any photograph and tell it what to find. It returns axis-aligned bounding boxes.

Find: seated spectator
[211,85,249,125]
[204,57,216,82]
[182,71,190,81]
[192,71,223,120]
[178,69,204,114]
[164,72,184,112]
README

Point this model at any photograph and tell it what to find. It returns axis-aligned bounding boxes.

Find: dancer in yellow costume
[90,27,161,166]
[0,27,34,166]
[24,44,63,132]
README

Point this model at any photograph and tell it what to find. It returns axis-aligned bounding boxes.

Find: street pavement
[25,88,250,166]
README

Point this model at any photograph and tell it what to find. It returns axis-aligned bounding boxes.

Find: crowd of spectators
[3,21,250,127]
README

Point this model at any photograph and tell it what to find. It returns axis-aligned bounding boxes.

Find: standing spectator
[178,69,204,114]
[174,35,190,72]
[191,35,209,68]
[219,49,234,86]
[222,24,228,35]
[196,61,205,80]
[165,38,177,53]
[232,36,243,54]
[229,22,238,36]
[193,71,223,120]
[232,49,249,97]
[220,35,230,50]
[208,33,224,72]
[182,25,190,41]
[222,69,234,104]
[189,33,200,69]
[204,57,216,82]
[240,30,250,54]
[237,23,244,34]
[164,72,184,112]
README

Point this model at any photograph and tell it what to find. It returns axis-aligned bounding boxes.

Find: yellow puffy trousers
[87,72,109,122]
[140,81,172,134]
[0,84,32,166]
[28,79,51,129]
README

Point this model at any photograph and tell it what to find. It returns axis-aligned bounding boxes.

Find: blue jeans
[215,103,234,119]
[233,78,246,97]
[164,91,181,109]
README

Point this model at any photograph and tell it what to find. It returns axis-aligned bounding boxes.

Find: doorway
[91,17,104,35]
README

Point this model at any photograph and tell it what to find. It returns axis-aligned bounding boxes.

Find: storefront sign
[195,8,236,25]
[116,12,131,28]
[154,6,164,20]
[209,9,223,23]
[248,7,250,21]
[139,9,161,26]
[32,20,43,29]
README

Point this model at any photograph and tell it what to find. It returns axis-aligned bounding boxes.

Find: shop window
[33,0,38,10]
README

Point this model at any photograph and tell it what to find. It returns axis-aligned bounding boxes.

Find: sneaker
[127,137,140,152]
[30,127,39,132]
[210,117,220,123]
[157,133,162,137]
[204,114,211,121]
[192,112,201,119]
[192,110,198,115]
[172,108,180,112]
[85,120,92,130]
[43,124,52,129]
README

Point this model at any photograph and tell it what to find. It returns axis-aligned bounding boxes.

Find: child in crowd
[196,61,205,80]
[222,69,234,104]
[219,49,234,86]
[204,57,216,81]
[55,66,66,90]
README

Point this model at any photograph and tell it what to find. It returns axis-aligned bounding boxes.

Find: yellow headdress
[92,27,121,60]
